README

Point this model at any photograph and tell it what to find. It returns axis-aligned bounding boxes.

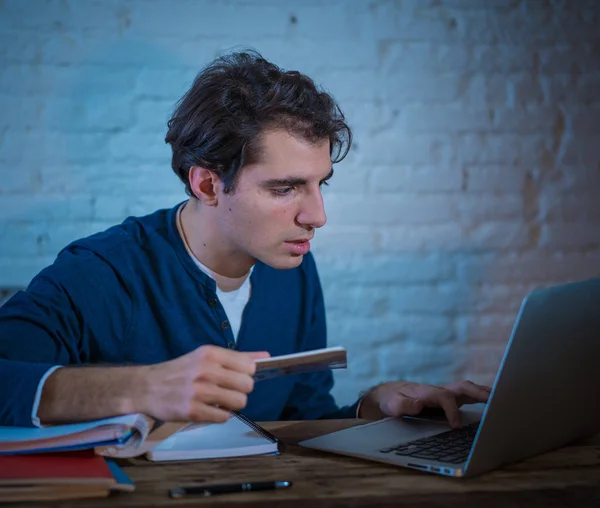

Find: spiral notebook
[145,412,279,462]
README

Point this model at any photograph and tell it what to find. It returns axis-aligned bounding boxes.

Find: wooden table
[28,420,600,507]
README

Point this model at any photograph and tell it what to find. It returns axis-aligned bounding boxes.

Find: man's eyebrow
[263,177,308,187]
[263,168,334,187]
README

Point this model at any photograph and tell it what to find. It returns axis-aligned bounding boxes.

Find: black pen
[169,480,293,498]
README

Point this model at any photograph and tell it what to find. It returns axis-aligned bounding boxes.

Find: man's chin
[261,253,305,270]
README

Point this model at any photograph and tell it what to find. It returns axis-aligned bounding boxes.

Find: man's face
[216,129,332,270]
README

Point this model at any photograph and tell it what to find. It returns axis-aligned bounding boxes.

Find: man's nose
[296,188,327,229]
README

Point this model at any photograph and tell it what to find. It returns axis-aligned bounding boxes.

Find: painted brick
[381,41,538,74]
[265,39,378,73]
[0,257,56,288]
[465,221,531,250]
[461,345,506,386]
[0,130,110,164]
[0,64,139,98]
[107,132,172,162]
[455,314,515,347]
[540,222,600,249]
[328,314,455,347]
[325,193,458,226]
[493,107,559,132]
[541,73,600,105]
[458,9,555,44]
[379,42,470,74]
[539,44,600,74]
[0,195,95,222]
[0,32,46,64]
[377,343,463,385]
[454,283,536,314]
[400,105,564,134]
[571,107,600,135]
[540,193,600,222]
[458,194,524,222]
[41,33,231,71]
[322,166,368,193]
[310,226,382,257]
[0,95,44,129]
[462,74,509,108]
[326,284,462,317]
[1,0,599,404]
[401,105,493,133]
[466,165,525,193]
[509,74,546,107]
[0,223,44,257]
[0,0,124,33]
[0,220,113,258]
[39,221,116,255]
[40,163,182,196]
[134,68,197,100]
[127,1,289,38]
[457,252,600,285]
[318,253,455,286]
[134,100,176,133]
[41,97,135,132]
[369,166,463,193]
[561,135,600,166]
[471,44,537,73]
[358,132,453,165]
[554,167,600,192]
[364,1,463,42]
[381,224,465,252]
[0,166,42,194]
[93,193,183,221]
[454,133,551,165]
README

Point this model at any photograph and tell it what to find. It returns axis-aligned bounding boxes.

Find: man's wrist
[123,364,152,416]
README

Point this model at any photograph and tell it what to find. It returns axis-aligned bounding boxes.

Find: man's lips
[284,238,312,255]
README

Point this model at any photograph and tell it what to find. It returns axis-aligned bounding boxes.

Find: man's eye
[272,187,294,196]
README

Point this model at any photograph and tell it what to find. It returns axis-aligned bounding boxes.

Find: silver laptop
[300,278,600,477]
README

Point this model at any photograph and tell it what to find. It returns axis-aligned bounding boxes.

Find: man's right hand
[137,345,270,424]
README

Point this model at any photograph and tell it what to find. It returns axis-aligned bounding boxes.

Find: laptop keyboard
[379,422,479,464]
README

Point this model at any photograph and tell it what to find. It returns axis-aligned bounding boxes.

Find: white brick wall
[1,0,599,405]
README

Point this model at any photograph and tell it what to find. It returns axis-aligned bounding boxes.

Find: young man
[0,52,489,428]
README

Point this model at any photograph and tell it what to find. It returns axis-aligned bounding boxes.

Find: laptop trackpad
[300,407,483,455]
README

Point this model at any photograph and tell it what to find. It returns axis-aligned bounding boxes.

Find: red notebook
[0,450,115,487]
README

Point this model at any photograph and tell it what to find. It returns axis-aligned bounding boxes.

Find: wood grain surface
[13,420,600,508]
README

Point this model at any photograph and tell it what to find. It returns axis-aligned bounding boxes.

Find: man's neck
[179,199,255,279]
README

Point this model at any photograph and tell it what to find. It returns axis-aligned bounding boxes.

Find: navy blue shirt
[0,203,357,426]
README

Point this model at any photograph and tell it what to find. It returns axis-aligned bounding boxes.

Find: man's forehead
[247,129,332,179]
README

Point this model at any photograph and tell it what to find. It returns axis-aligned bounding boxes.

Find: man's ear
[188,166,222,206]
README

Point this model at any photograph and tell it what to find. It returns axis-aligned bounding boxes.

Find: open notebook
[0,347,344,460]
[145,412,278,462]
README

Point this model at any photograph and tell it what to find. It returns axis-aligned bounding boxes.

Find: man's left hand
[358,380,491,428]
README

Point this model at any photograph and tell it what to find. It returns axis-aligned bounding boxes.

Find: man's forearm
[37,365,150,424]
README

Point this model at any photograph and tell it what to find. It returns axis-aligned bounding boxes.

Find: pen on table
[169,480,293,498]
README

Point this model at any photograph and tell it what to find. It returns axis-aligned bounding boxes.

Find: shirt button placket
[221,321,235,349]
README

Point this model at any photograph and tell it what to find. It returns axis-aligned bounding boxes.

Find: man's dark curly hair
[165,50,352,195]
